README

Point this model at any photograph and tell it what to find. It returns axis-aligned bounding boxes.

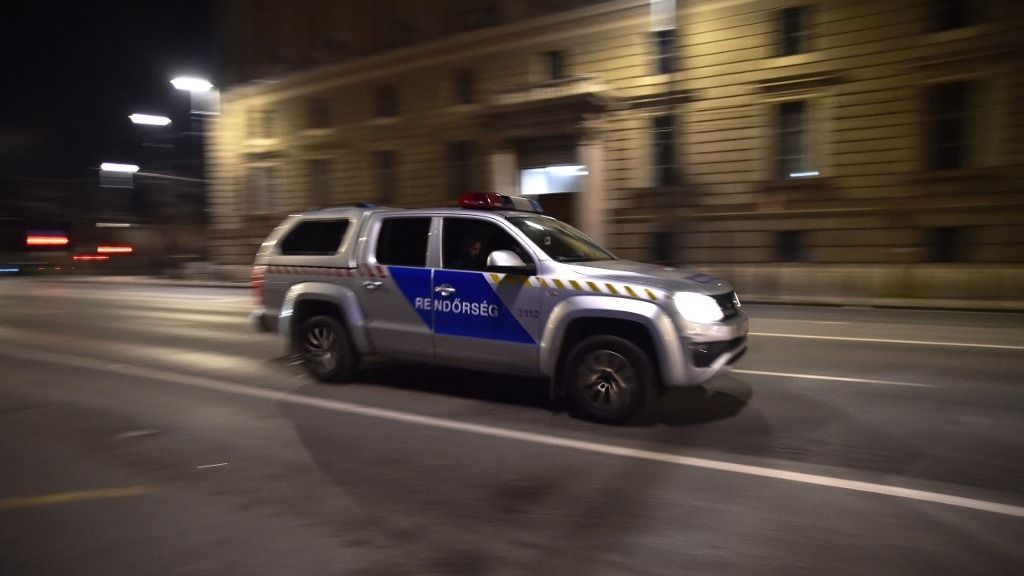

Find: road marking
[2,344,1023,519]
[197,463,229,469]
[731,369,938,388]
[0,486,157,510]
[750,332,1024,351]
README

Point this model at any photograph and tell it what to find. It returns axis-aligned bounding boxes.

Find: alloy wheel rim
[304,324,337,371]
[577,350,634,413]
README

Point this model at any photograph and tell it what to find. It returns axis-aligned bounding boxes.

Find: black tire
[562,335,657,424]
[296,315,359,382]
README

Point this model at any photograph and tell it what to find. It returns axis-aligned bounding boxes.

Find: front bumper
[662,311,748,387]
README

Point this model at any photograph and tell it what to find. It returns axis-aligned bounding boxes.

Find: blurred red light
[26,235,69,246]
[96,245,133,254]
[73,255,110,261]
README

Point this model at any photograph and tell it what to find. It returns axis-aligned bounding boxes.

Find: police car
[251,193,747,423]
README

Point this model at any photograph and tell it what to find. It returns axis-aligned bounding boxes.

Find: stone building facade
[208,0,1024,305]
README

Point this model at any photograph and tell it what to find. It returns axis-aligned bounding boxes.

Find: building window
[306,98,331,129]
[248,109,276,139]
[780,6,810,56]
[930,227,963,262]
[545,51,566,80]
[652,114,677,187]
[777,101,817,179]
[930,0,973,32]
[374,151,398,204]
[927,82,972,171]
[776,230,808,262]
[447,141,477,196]
[373,85,398,118]
[309,159,331,208]
[653,29,676,74]
[453,69,476,105]
[246,166,277,213]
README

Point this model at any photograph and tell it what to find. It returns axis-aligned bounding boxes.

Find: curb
[34,276,249,290]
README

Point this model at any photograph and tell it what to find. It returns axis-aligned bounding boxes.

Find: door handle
[434,284,456,297]
[362,280,383,291]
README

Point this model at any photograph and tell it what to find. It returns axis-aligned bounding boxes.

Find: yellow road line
[0,485,158,511]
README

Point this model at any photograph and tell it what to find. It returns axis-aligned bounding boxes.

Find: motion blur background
[2,0,1022,307]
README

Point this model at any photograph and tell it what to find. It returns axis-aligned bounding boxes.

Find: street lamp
[100,163,140,173]
[170,76,213,92]
[129,113,172,126]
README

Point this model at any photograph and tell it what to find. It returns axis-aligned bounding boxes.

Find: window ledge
[444,103,483,114]
[299,128,335,137]
[905,168,998,183]
[245,138,281,147]
[761,176,832,192]
[761,51,822,68]
[918,23,996,45]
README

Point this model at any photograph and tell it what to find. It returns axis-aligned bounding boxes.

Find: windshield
[507,216,616,263]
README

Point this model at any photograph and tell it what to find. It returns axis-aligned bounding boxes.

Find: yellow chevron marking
[586,281,600,292]
[645,289,658,301]
[538,277,549,289]
[569,280,582,291]
[490,273,501,283]
[605,284,619,296]
[624,286,639,298]
[553,279,565,290]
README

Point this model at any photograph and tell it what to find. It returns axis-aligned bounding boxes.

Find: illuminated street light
[129,113,172,126]
[100,163,140,173]
[171,76,213,92]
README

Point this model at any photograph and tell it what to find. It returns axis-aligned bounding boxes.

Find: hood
[564,260,734,295]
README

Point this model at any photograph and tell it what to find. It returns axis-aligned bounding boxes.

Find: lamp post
[169,76,218,264]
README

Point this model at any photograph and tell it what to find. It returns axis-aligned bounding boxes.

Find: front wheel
[562,335,657,424]
[297,315,358,382]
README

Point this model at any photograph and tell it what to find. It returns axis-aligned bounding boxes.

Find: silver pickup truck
[251,193,747,423]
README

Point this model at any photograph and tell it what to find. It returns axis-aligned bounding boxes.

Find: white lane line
[731,369,938,388]
[751,332,1024,351]
[2,344,1022,520]
[196,463,229,469]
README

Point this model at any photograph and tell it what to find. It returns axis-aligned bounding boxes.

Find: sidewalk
[44,275,248,290]
[37,274,1024,312]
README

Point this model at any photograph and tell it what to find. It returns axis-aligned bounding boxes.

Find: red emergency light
[457,193,543,213]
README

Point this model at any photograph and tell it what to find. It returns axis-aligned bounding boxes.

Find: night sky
[0,1,218,182]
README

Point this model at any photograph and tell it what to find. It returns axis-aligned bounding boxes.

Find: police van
[251,193,747,423]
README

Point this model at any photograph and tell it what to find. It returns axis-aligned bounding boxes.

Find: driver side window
[442,218,530,271]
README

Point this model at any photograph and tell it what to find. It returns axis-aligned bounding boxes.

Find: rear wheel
[562,335,657,424]
[297,315,358,382]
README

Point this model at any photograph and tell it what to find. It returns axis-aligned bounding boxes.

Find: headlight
[673,292,724,324]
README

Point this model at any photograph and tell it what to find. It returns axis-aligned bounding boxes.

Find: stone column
[489,147,518,197]
[577,120,608,245]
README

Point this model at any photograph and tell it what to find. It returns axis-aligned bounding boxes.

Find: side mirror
[486,250,535,275]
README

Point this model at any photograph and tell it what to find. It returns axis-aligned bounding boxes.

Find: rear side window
[375,217,431,267]
[279,220,350,255]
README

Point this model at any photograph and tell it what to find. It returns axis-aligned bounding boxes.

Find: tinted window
[443,218,532,271]
[279,220,349,255]
[376,218,431,267]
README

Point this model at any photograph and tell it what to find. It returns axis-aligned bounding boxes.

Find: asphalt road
[1,278,1022,575]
